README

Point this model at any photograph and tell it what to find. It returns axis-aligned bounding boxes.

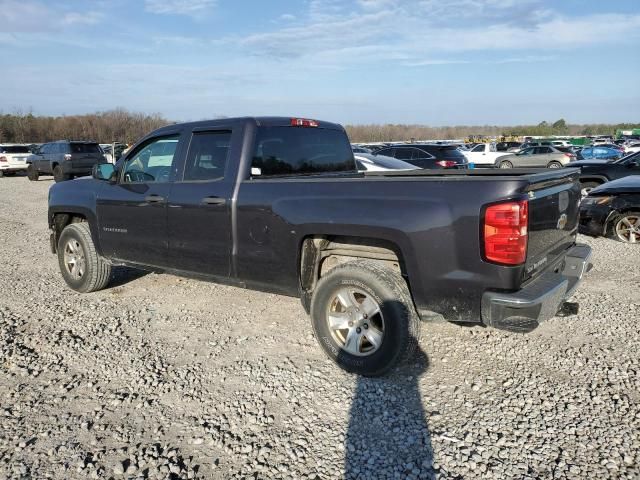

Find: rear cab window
[251,125,355,177]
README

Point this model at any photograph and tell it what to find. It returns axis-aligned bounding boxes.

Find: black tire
[547,161,562,169]
[580,181,600,197]
[53,165,70,183]
[607,211,640,243]
[27,165,39,181]
[310,260,420,376]
[3,171,15,176]
[498,160,513,169]
[0,170,4,178]
[57,223,112,293]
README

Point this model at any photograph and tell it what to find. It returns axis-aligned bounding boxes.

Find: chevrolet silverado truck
[48,117,592,376]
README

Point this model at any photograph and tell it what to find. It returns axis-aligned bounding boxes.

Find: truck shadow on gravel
[344,342,434,479]
[108,266,150,289]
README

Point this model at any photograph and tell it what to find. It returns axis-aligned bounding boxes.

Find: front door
[96,133,184,268]
[167,129,235,277]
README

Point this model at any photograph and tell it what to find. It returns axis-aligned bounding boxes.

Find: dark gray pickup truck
[48,117,592,376]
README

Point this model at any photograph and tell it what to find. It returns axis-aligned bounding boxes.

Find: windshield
[615,151,640,164]
[361,153,417,169]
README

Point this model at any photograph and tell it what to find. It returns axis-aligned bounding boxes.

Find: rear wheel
[310,260,420,376]
[498,160,513,169]
[27,165,39,181]
[58,223,112,292]
[0,170,4,178]
[610,212,640,243]
[53,165,70,182]
[580,181,600,197]
[547,161,562,169]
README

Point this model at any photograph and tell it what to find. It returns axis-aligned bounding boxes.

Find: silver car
[495,146,576,169]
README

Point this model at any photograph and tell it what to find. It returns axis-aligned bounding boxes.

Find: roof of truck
[152,116,344,135]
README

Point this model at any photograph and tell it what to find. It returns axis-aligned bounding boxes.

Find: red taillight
[435,160,457,168]
[483,200,528,265]
[0,156,7,162]
[564,153,575,158]
[290,118,319,127]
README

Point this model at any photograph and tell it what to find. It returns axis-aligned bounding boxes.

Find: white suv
[0,144,31,177]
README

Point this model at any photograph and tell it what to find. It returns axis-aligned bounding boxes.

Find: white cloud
[0,1,103,32]
[144,0,216,16]
[279,13,296,21]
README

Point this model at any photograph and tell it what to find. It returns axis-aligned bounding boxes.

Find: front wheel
[611,212,640,243]
[498,160,513,169]
[58,223,112,292]
[547,161,562,169]
[310,260,420,376]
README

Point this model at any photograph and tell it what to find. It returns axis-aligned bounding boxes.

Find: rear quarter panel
[236,175,530,321]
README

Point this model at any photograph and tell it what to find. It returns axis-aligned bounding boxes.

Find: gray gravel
[0,175,639,479]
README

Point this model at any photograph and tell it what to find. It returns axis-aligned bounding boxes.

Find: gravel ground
[0,175,638,480]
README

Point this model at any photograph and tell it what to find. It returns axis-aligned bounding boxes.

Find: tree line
[0,109,170,145]
[345,119,640,142]
[0,111,637,145]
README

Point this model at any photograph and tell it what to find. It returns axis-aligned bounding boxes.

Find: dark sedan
[579,176,640,243]
[373,144,468,169]
[574,151,640,196]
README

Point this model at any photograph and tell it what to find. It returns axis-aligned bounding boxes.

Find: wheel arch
[298,234,413,311]
[49,207,102,255]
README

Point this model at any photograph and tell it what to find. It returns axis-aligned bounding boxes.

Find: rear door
[167,128,236,277]
[96,132,185,267]
[35,144,51,172]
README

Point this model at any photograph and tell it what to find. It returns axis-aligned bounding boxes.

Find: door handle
[145,194,166,203]
[201,196,227,206]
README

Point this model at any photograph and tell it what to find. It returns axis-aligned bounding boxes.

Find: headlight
[581,195,612,206]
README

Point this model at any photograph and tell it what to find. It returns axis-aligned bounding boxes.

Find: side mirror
[92,163,116,182]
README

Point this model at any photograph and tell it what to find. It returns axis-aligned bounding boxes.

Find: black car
[27,140,105,182]
[579,176,640,243]
[572,151,640,196]
[373,144,467,169]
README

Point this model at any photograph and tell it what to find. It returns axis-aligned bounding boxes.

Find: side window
[376,148,393,157]
[394,148,413,160]
[472,144,484,152]
[542,147,552,153]
[183,131,231,182]
[40,144,50,154]
[122,135,179,184]
[413,148,433,160]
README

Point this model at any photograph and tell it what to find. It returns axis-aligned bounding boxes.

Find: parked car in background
[27,141,106,182]
[592,137,613,145]
[624,142,640,154]
[354,153,417,172]
[579,146,624,161]
[0,144,31,177]
[551,140,571,148]
[373,144,468,169]
[579,176,640,243]
[495,141,522,152]
[495,146,575,169]
[462,143,513,167]
[573,151,640,196]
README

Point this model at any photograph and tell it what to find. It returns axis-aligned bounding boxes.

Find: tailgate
[7,154,29,166]
[525,170,580,278]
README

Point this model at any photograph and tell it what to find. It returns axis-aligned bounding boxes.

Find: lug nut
[363,313,368,319]
[363,323,368,329]
[356,327,361,334]
[348,321,354,327]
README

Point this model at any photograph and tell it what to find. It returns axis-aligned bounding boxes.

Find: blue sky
[1,0,639,125]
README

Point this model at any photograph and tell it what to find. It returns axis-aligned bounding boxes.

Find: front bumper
[481,244,592,332]
[579,203,614,237]
[0,164,28,172]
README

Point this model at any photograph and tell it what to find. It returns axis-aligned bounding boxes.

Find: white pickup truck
[463,143,514,167]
